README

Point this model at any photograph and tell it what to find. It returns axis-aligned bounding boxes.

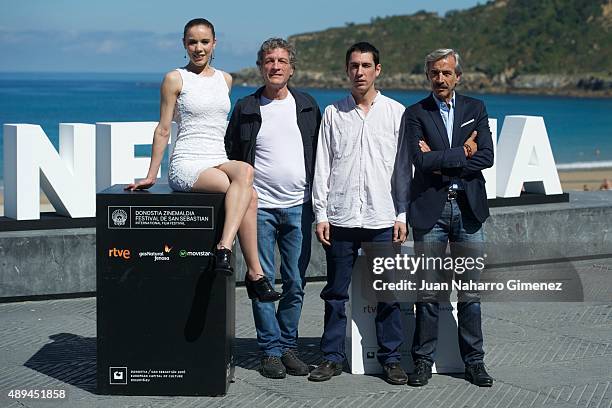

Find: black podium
[96,184,235,396]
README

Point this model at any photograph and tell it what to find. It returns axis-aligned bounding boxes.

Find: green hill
[233,0,612,94]
[290,0,611,76]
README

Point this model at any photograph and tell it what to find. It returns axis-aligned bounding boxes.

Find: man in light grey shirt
[309,42,411,384]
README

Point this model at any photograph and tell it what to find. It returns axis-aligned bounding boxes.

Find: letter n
[3,123,95,220]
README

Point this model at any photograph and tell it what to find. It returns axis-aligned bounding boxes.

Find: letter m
[3,123,95,220]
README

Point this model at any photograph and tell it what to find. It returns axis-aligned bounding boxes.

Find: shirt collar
[348,90,381,109]
[432,91,455,110]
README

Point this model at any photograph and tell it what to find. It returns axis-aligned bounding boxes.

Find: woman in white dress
[126,18,280,302]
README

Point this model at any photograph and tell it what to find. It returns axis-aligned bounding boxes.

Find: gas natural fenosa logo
[138,244,173,262]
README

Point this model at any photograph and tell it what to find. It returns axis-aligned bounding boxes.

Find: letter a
[496,116,562,197]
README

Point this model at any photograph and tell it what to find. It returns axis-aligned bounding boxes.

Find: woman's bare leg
[192,161,252,247]
[191,162,263,280]
[236,189,264,280]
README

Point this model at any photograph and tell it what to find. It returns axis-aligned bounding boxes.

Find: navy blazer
[400,93,494,230]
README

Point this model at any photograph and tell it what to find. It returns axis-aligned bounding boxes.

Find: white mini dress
[168,68,231,191]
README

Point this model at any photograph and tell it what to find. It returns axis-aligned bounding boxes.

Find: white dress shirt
[312,91,409,229]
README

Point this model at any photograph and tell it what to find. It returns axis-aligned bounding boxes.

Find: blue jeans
[320,226,404,365]
[252,202,313,357]
[412,195,485,366]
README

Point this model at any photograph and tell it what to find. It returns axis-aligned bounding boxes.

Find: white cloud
[155,33,178,50]
[0,29,253,72]
[96,39,121,54]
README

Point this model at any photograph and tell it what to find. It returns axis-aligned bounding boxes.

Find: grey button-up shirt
[313,92,409,229]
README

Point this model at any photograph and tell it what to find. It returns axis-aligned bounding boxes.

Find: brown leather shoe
[308,360,343,382]
[260,356,286,379]
[281,349,309,376]
[383,362,408,385]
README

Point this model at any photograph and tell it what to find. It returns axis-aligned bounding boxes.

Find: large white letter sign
[496,116,562,198]
[96,122,175,192]
[3,123,96,220]
[96,122,156,192]
[482,118,497,199]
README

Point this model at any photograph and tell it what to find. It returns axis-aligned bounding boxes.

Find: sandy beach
[0,194,55,216]
[0,167,609,217]
[558,168,612,191]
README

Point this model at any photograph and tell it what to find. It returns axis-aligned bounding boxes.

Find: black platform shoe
[245,275,282,302]
[214,247,233,276]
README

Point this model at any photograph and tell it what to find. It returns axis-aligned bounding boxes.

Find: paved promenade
[1,258,611,408]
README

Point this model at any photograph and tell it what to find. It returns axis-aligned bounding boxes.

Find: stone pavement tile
[482,312,552,346]
[484,303,612,330]
[576,260,612,302]
[489,381,612,408]
[483,302,612,344]
[534,381,612,408]
[4,402,26,408]
[485,335,611,368]
[286,381,578,408]
[148,379,276,408]
[491,354,611,386]
[1,281,611,408]
[0,299,96,362]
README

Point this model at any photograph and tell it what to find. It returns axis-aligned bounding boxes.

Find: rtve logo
[108,248,131,259]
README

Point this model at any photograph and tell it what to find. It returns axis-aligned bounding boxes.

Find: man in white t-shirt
[225,38,322,379]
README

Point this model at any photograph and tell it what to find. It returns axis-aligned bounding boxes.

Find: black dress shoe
[260,356,286,379]
[383,362,408,385]
[465,363,494,387]
[407,359,432,387]
[214,247,233,276]
[308,360,343,382]
[281,349,309,376]
[245,275,282,302]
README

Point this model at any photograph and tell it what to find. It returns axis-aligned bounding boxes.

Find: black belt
[447,189,465,201]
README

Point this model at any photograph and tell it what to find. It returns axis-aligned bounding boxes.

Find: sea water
[1,72,611,181]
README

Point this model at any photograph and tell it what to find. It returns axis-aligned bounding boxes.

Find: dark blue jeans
[252,202,313,357]
[320,226,404,365]
[412,196,485,366]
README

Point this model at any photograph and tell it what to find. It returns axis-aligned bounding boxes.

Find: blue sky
[0,0,482,73]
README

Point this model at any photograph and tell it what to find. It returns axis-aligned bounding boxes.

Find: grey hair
[256,38,297,69]
[424,49,462,76]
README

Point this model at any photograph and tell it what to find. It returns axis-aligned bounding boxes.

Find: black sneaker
[407,359,432,387]
[281,349,309,376]
[465,362,494,387]
[383,362,408,385]
[308,360,343,382]
[260,356,286,379]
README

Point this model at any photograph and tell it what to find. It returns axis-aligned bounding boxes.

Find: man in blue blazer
[399,49,494,387]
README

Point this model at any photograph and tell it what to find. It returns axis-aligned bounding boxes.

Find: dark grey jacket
[225,87,322,184]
